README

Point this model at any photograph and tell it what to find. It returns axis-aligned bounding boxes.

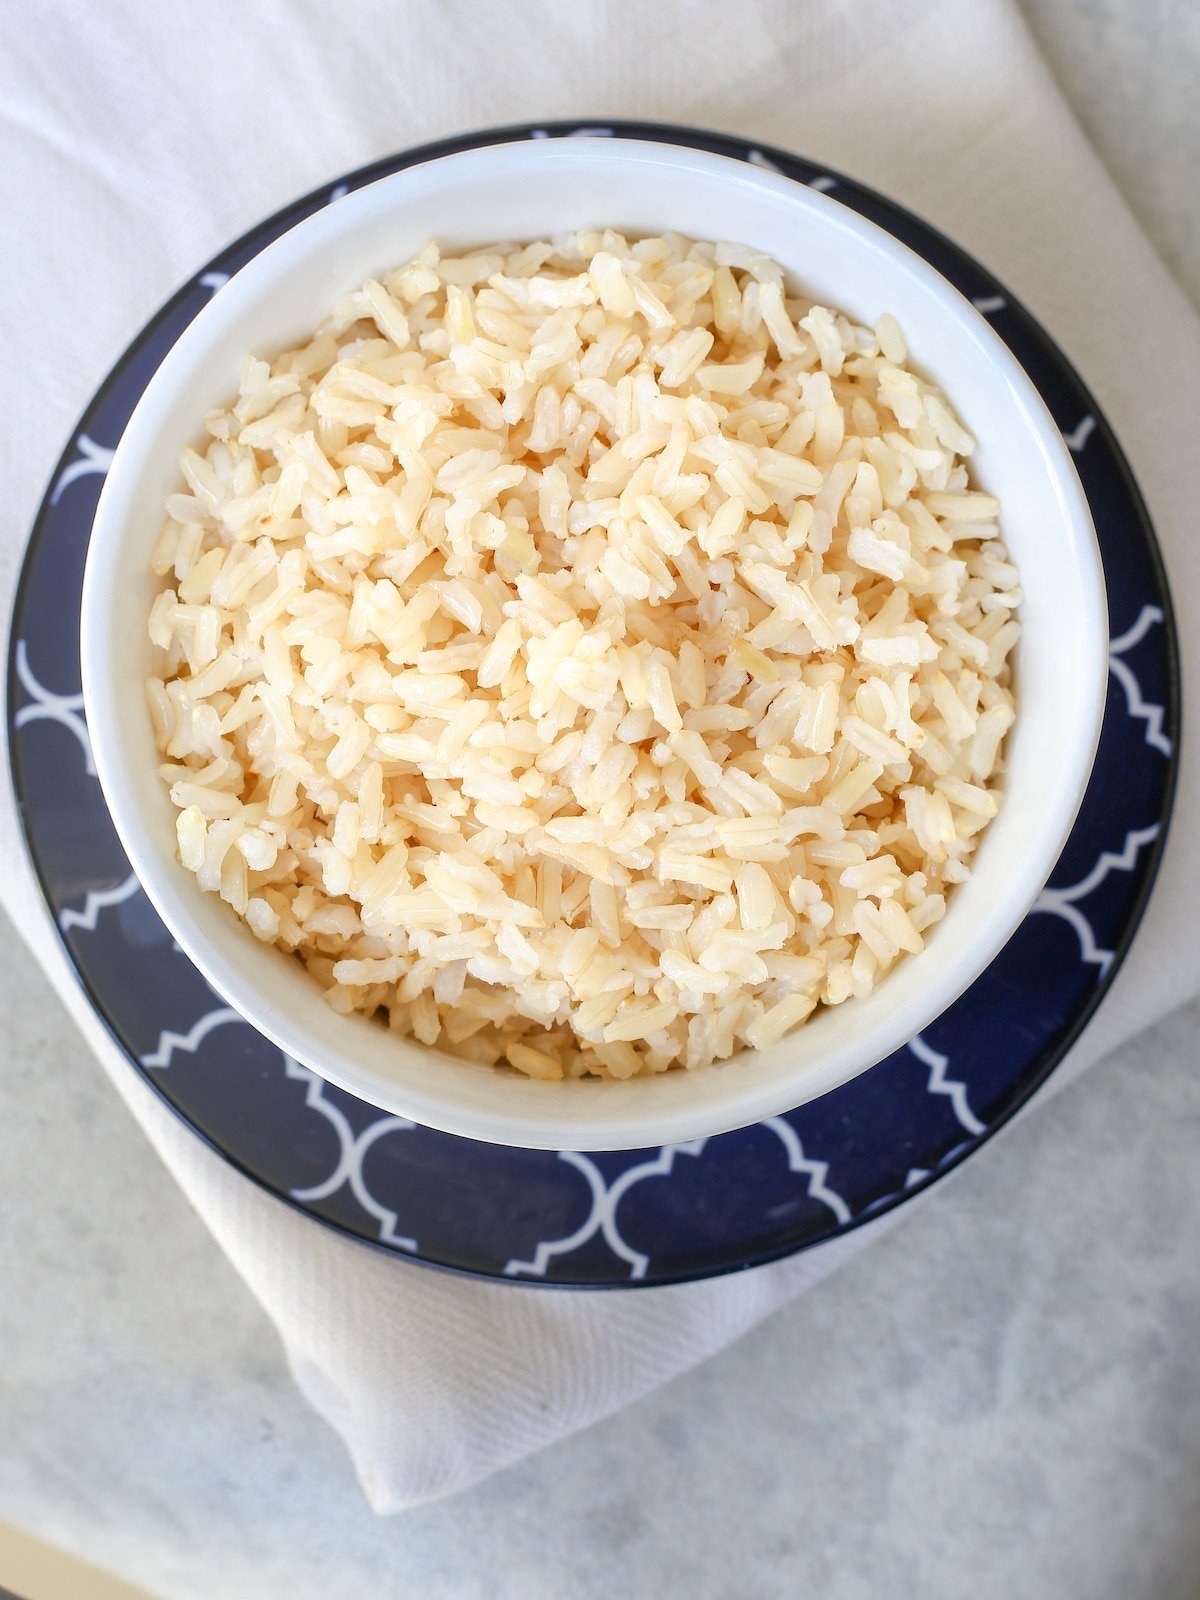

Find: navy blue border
[6,121,1182,1287]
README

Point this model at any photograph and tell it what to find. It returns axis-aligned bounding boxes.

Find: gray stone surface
[3,5,1199,1597]
[1015,0,1200,306]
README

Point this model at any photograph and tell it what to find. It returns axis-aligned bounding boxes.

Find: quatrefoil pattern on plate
[8,121,1179,1286]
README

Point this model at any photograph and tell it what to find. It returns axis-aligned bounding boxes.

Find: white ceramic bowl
[81,138,1108,1151]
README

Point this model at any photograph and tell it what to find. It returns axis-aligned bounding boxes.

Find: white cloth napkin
[2,0,1197,1514]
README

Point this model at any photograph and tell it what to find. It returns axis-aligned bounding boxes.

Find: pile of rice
[148,230,1020,1081]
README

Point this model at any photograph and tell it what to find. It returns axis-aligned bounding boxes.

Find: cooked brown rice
[147,231,1020,1080]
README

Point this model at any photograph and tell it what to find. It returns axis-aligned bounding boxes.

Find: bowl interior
[81,138,1107,1150]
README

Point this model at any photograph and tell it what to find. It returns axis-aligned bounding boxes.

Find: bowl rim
[79,134,1110,1150]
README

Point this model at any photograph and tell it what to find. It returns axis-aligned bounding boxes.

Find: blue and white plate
[8,122,1180,1287]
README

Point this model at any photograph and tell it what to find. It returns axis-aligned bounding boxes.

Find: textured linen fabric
[1,0,1197,1513]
